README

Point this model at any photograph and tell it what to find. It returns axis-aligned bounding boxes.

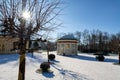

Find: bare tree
[82,29,90,51]
[89,30,97,51]
[75,31,81,45]
[0,0,61,80]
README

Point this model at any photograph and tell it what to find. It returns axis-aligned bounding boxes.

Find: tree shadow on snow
[70,55,96,61]
[105,58,118,63]
[26,53,47,63]
[49,60,60,64]
[51,64,93,80]
[66,55,118,63]
[52,60,60,63]
[42,72,55,78]
[0,54,19,64]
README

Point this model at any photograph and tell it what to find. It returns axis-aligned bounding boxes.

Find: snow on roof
[58,34,77,40]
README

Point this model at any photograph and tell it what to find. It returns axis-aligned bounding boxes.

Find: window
[66,44,70,49]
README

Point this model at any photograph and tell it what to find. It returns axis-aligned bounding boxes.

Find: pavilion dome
[58,34,77,40]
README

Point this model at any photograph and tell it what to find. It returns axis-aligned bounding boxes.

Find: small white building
[57,35,78,55]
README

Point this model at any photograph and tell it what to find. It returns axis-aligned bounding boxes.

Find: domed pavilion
[57,34,78,55]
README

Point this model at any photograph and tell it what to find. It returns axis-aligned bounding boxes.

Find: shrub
[96,54,105,61]
[48,54,55,60]
[40,62,50,72]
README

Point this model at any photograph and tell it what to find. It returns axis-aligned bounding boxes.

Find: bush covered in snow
[48,54,55,60]
[40,62,50,72]
[96,54,105,61]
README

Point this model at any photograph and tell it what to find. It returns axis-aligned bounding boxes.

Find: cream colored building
[0,35,19,53]
[57,35,78,55]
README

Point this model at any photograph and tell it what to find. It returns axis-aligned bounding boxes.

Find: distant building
[0,32,30,53]
[0,35,19,53]
[30,40,46,50]
[57,34,78,55]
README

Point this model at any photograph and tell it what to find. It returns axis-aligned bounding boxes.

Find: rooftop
[58,34,77,40]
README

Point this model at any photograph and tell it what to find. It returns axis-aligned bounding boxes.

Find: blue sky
[51,0,120,39]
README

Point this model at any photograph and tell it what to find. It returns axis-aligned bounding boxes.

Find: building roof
[58,34,77,40]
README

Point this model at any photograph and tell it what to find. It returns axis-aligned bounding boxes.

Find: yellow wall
[57,40,78,55]
[0,36,19,53]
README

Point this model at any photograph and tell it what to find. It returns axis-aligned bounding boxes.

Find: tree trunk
[18,37,26,80]
[18,51,26,80]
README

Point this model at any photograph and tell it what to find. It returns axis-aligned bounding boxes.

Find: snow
[0,52,120,80]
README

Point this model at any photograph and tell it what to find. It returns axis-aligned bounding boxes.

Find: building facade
[57,35,78,55]
[0,36,19,53]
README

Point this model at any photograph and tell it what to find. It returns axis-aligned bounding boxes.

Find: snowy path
[0,52,120,80]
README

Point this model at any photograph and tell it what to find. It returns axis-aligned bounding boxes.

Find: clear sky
[51,0,120,39]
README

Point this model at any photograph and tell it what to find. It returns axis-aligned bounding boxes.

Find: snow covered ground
[0,52,120,80]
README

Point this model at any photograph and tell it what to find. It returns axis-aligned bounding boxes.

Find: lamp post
[37,38,49,62]
[45,40,50,63]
